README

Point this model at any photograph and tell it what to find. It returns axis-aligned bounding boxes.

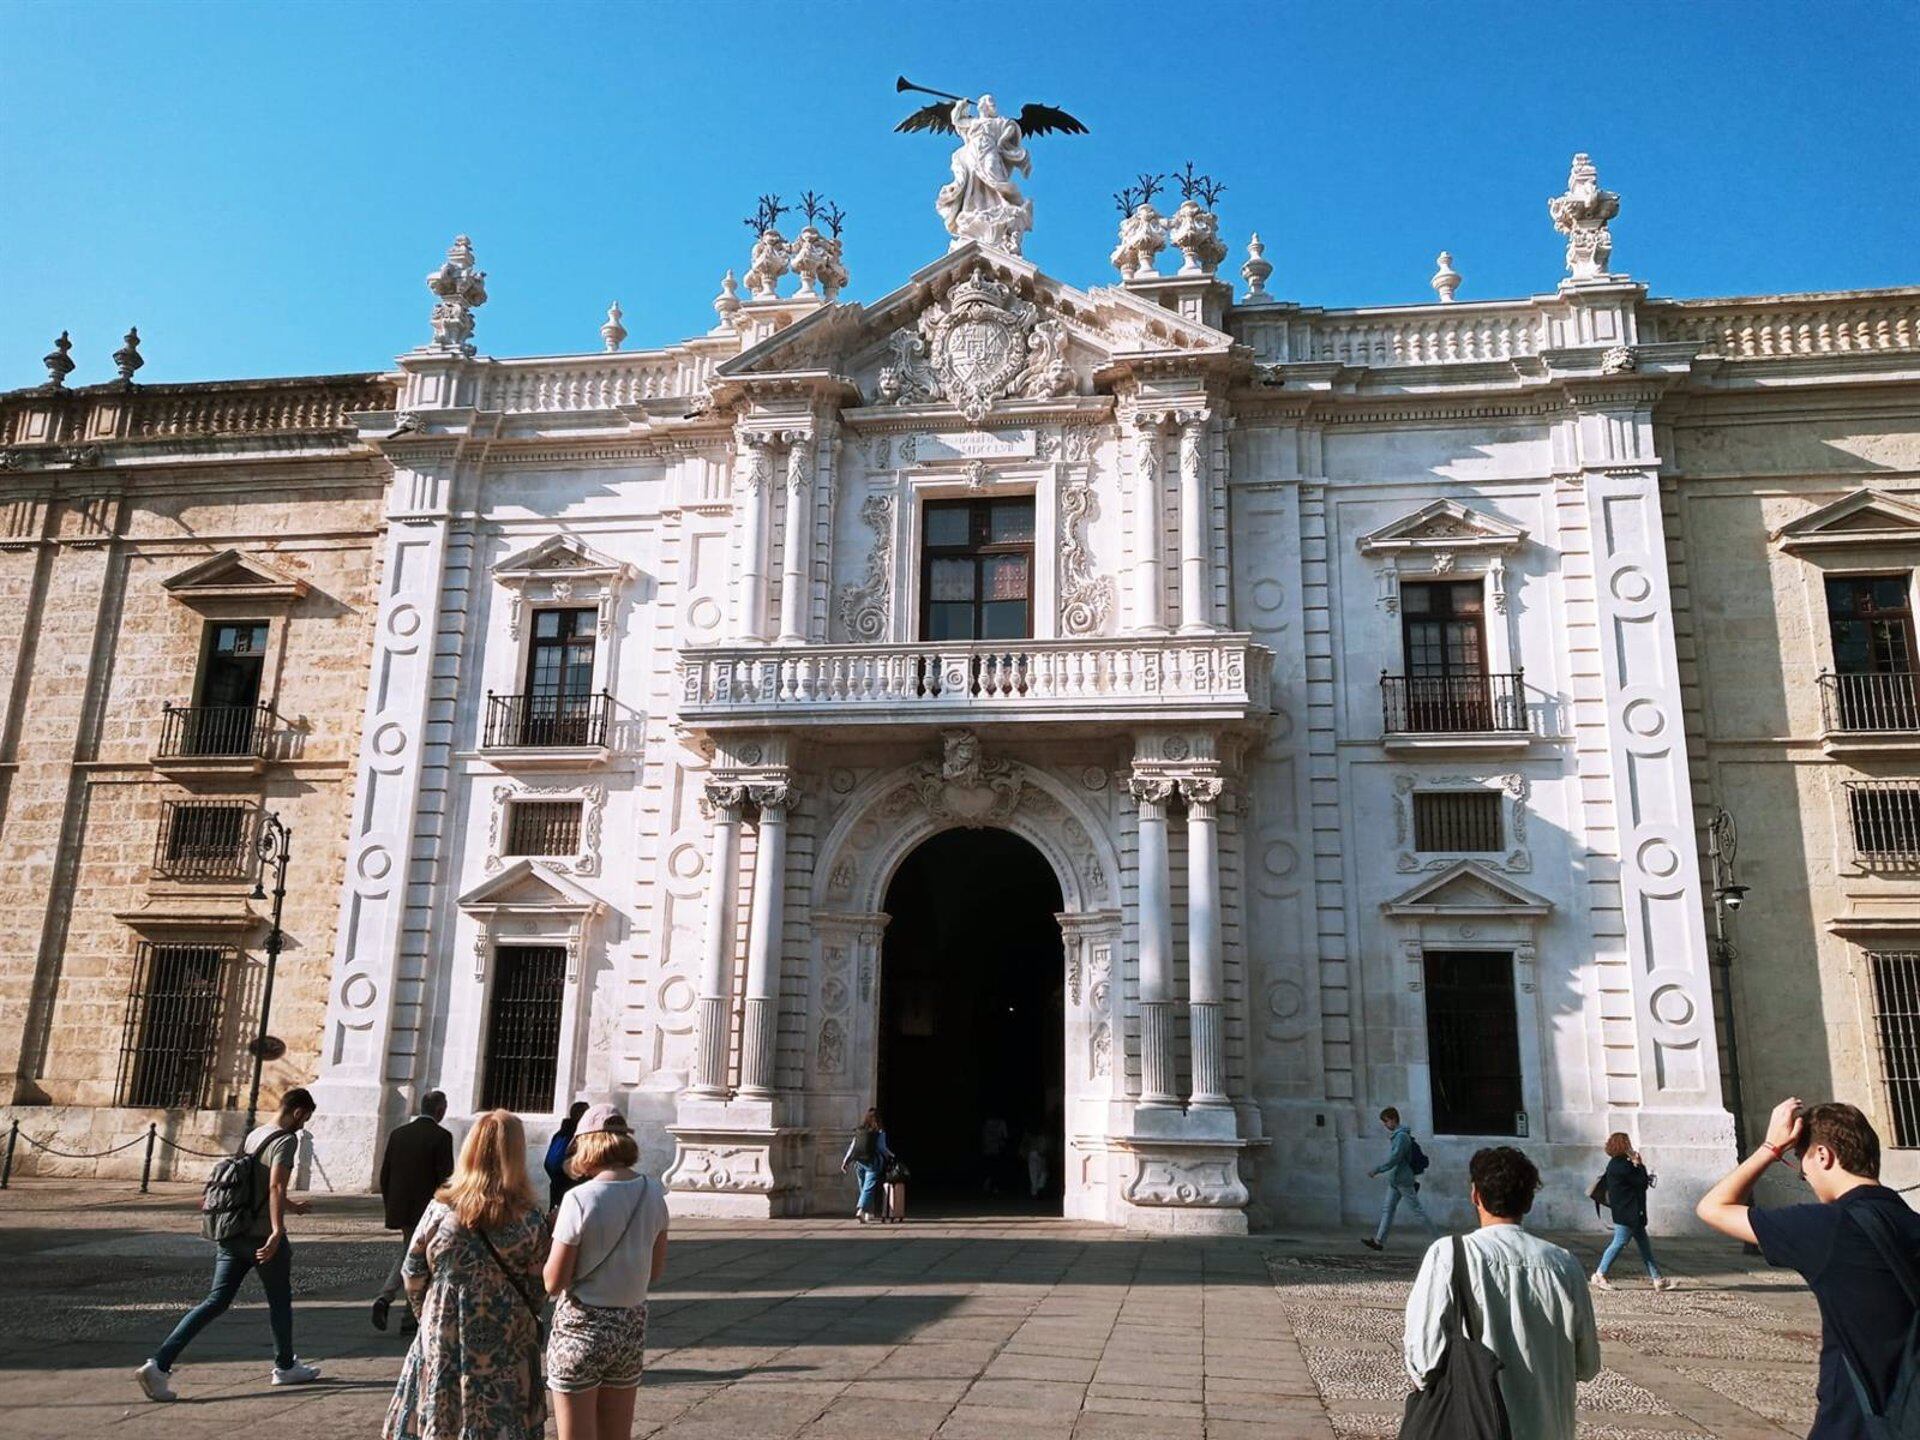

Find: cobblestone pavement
[0,1181,1825,1439]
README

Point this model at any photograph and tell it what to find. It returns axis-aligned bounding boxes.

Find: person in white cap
[543,1103,671,1440]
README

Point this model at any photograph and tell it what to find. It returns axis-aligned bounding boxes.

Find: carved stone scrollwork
[1128,775,1178,807]
[1059,478,1114,636]
[1122,1147,1249,1208]
[749,781,795,814]
[1111,203,1168,279]
[664,1143,776,1194]
[1548,152,1620,281]
[869,265,1075,421]
[911,729,1023,826]
[837,492,894,641]
[698,782,747,819]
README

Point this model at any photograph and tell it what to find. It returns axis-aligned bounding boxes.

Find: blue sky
[2,1,1914,387]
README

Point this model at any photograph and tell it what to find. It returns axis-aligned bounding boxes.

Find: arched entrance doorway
[878,827,1065,1213]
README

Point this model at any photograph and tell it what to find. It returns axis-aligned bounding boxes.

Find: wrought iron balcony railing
[1848,781,1920,863]
[152,799,261,881]
[483,691,614,750]
[676,636,1273,728]
[1381,671,1528,736]
[1819,671,1920,734]
[156,702,276,760]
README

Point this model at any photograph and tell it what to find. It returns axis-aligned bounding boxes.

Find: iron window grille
[1423,949,1523,1136]
[153,799,260,880]
[505,800,584,857]
[1412,791,1503,852]
[1867,951,1920,1147]
[1846,782,1920,862]
[481,945,566,1113]
[117,941,238,1110]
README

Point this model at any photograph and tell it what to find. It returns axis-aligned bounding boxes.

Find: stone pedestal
[664,1096,806,1218]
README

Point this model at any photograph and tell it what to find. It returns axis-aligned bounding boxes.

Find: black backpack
[849,1127,879,1167]
[1408,1137,1431,1176]
[1837,1202,1920,1439]
[200,1133,279,1243]
[1399,1235,1513,1440]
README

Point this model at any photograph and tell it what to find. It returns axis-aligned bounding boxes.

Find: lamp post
[1705,807,1752,1148]
[243,810,291,1132]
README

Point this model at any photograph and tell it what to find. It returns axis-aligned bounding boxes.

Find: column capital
[782,434,814,490]
[1178,774,1225,808]
[1127,406,1174,432]
[1173,407,1211,431]
[1128,775,1178,807]
[748,779,797,814]
[698,782,747,819]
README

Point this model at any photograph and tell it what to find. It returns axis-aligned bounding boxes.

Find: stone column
[689,783,745,1098]
[775,433,814,644]
[1176,410,1213,633]
[1181,776,1228,1107]
[734,433,774,644]
[1130,414,1167,634]
[1131,776,1179,1106]
[737,781,791,1098]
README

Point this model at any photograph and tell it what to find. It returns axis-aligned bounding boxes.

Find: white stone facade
[296,153,1920,1235]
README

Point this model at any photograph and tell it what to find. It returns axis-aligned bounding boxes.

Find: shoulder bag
[1399,1234,1513,1440]
[1836,1202,1920,1439]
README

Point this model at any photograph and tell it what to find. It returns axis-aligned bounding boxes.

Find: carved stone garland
[837,492,894,641]
[1059,477,1114,635]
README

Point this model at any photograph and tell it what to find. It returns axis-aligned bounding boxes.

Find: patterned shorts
[546,1295,648,1393]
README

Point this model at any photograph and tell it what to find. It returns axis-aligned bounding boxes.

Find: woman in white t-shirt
[541,1104,671,1440]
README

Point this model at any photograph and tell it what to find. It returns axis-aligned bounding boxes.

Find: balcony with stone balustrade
[675,634,1274,737]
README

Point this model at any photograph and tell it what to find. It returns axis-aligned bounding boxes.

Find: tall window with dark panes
[1423,949,1523,1135]
[921,497,1035,641]
[1400,581,1489,732]
[481,944,566,1113]
[188,621,268,756]
[119,941,235,1109]
[1826,574,1919,730]
[523,608,598,745]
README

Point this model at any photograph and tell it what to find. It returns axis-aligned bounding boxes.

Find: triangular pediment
[716,242,1233,411]
[162,549,309,605]
[493,534,627,581]
[1358,499,1528,556]
[1382,860,1552,917]
[458,858,602,913]
[1775,488,1920,551]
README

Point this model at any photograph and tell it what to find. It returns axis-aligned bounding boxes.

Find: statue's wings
[1017,102,1089,138]
[894,100,956,135]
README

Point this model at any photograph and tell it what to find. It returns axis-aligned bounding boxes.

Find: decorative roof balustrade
[478,350,716,413]
[677,634,1274,732]
[1308,308,1547,367]
[0,374,394,450]
[1638,290,1920,359]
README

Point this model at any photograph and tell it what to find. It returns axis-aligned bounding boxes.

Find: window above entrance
[921,497,1035,641]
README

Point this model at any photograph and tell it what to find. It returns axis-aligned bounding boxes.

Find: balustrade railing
[480,352,713,413]
[124,379,393,438]
[1641,294,1920,359]
[1819,671,1920,734]
[678,636,1271,717]
[156,703,276,760]
[483,691,614,749]
[1381,671,1528,736]
[1309,309,1546,367]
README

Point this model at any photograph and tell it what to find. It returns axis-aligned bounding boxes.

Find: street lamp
[1705,805,1762,1253]
[243,811,291,1132]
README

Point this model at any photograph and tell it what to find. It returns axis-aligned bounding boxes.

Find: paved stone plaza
[0,1182,1826,1439]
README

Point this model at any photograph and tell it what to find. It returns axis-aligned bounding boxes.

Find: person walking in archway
[841,1109,890,1224]
[1590,1132,1673,1290]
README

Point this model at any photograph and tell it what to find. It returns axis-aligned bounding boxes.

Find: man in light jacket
[1363,1105,1439,1251]
[1404,1145,1601,1440]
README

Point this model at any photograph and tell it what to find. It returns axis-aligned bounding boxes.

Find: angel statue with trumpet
[895,77,1088,255]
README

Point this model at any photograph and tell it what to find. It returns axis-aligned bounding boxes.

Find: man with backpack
[1364,1105,1440,1252]
[1697,1097,1920,1439]
[135,1087,324,1402]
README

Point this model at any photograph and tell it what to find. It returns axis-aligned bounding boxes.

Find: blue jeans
[854,1162,883,1215]
[1375,1179,1439,1245]
[1597,1222,1661,1278]
[154,1236,294,1371]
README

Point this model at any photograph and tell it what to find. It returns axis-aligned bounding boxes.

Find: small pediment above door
[1774,488,1920,552]
[1357,499,1528,557]
[1382,859,1552,918]
[458,858,603,916]
[162,549,309,607]
[493,534,628,583]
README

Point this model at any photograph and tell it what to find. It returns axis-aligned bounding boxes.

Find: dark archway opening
[878,827,1065,1214]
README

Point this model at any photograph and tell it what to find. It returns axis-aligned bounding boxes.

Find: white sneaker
[271,1359,323,1386]
[1591,1271,1612,1290]
[135,1359,176,1402]
[1652,1276,1677,1291]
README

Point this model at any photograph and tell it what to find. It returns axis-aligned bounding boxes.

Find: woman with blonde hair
[383,1109,549,1440]
[543,1104,670,1440]
[1592,1130,1674,1290]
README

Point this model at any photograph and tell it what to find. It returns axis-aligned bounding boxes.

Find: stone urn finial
[1548,153,1620,281]
[113,326,144,383]
[425,234,488,355]
[43,331,74,389]
[714,270,742,328]
[1431,251,1461,303]
[1241,233,1273,301]
[601,302,627,353]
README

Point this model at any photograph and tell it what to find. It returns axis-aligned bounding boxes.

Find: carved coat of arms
[873,265,1075,422]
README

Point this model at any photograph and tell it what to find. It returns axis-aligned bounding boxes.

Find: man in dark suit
[371,1089,453,1332]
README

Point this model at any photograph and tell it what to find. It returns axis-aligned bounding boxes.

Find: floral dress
[383,1200,548,1440]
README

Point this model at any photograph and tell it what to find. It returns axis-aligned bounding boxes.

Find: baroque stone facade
[5,139,1919,1219]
